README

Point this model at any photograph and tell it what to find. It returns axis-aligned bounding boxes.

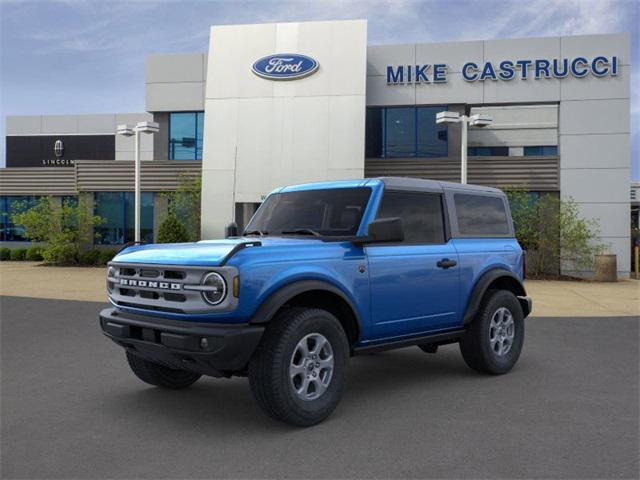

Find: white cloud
[448,0,631,40]
[555,0,627,35]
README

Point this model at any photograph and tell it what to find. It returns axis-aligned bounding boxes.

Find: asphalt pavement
[1,296,638,479]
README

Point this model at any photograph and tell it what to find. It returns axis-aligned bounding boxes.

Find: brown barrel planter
[594,254,617,282]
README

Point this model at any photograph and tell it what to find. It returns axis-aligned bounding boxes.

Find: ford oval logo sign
[252,53,319,80]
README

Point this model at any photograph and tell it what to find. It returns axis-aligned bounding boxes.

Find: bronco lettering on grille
[119,279,182,290]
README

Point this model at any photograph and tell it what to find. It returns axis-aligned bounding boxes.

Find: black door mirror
[359,217,404,244]
[225,222,239,238]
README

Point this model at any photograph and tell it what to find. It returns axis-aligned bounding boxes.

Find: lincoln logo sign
[252,53,319,80]
[386,55,620,84]
[54,139,64,158]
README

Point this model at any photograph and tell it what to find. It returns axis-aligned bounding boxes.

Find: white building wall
[145,54,207,112]
[201,20,367,239]
[558,34,631,277]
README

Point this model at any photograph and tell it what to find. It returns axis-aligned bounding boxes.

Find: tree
[558,198,606,271]
[163,173,201,241]
[157,213,190,243]
[504,188,604,277]
[11,196,104,265]
[504,188,539,251]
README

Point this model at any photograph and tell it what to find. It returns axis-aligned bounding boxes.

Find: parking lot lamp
[436,111,492,184]
[116,122,159,242]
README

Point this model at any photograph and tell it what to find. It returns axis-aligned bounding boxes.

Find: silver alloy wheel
[489,307,515,356]
[289,333,334,401]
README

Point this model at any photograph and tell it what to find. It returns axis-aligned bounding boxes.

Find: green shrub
[25,246,44,261]
[42,243,79,265]
[10,248,27,261]
[162,174,202,241]
[98,249,118,265]
[157,213,190,243]
[0,248,10,261]
[11,196,104,265]
[79,249,102,266]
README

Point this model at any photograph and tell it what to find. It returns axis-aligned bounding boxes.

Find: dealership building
[0,20,632,277]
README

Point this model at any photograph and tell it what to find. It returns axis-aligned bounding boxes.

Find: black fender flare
[462,268,530,324]
[249,279,363,331]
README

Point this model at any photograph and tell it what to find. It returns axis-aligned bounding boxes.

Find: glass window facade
[524,146,558,156]
[468,146,509,156]
[169,112,204,160]
[365,106,448,158]
[0,196,39,242]
[95,192,154,245]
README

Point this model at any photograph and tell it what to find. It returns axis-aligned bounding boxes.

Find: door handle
[437,258,457,269]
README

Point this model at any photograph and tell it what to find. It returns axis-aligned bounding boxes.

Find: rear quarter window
[454,193,510,236]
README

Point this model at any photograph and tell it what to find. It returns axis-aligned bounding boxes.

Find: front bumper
[99,308,264,377]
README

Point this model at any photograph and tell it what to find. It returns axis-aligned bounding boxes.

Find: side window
[454,194,510,236]
[375,191,445,244]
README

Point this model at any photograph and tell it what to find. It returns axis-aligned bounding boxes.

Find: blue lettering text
[387,65,404,84]
[570,57,589,77]
[516,60,532,79]
[552,58,569,78]
[499,60,515,80]
[591,56,609,76]
[535,59,551,79]
[415,64,430,83]
[480,62,497,81]
[462,62,479,81]
[433,64,447,82]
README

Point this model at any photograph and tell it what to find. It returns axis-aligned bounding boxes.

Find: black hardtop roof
[377,177,504,195]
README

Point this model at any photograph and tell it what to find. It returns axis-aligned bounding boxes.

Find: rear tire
[459,289,525,375]
[248,307,349,427]
[126,351,201,389]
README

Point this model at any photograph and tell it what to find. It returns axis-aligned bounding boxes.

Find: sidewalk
[0,262,107,303]
[0,262,638,317]
[525,279,638,317]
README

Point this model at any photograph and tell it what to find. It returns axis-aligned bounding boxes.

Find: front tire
[248,307,350,427]
[459,289,525,375]
[126,351,201,389]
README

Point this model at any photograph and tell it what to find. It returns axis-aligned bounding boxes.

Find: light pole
[436,111,492,184]
[116,121,159,242]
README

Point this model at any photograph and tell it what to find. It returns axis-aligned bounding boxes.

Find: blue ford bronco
[100,177,531,426]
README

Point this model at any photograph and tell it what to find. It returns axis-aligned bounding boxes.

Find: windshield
[244,187,372,237]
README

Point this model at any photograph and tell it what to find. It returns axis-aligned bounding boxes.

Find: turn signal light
[233,276,240,297]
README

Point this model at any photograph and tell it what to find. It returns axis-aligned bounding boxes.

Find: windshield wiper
[244,229,268,236]
[280,228,322,237]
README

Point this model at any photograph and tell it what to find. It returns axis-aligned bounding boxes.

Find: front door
[366,190,460,340]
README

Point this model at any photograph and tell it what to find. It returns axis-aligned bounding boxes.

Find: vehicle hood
[112,237,328,266]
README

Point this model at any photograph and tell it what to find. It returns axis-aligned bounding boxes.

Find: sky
[1,0,638,178]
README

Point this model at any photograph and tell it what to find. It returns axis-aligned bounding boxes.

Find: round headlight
[201,272,227,305]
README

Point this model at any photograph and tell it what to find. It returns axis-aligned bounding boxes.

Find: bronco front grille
[107,262,238,315]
